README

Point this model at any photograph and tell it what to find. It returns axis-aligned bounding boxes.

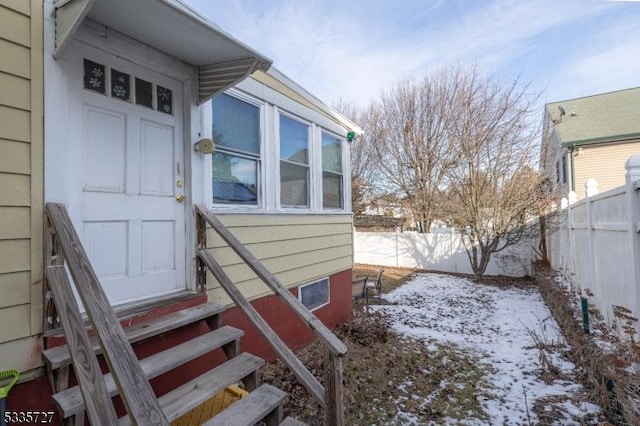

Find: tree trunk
[538,215,549,265]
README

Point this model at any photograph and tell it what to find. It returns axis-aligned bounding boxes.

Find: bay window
[279,114,310,207]
[212,93,261,205]
[321,132,343,209]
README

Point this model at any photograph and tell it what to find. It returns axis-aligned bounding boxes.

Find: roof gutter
[561,132,640,148]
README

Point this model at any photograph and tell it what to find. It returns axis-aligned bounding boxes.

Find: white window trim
[298,277,331,312]
[205,88,266,211]
[203,82,352,215]
[319,129,347,211]
[276,108,314,212]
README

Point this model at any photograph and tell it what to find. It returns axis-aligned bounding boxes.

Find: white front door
[66,41,187,305]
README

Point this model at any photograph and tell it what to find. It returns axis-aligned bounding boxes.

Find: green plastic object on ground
[0,370,20,426]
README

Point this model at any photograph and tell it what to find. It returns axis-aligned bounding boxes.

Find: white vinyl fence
[354,230,537,277]
[548,155,640,335]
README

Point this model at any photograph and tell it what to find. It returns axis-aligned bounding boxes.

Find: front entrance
[58,40,188,305]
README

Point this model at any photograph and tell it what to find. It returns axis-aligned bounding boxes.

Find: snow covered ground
[374,273,601,425]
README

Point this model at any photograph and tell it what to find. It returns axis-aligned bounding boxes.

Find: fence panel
[354,230,535,277]
[547,156,640,335]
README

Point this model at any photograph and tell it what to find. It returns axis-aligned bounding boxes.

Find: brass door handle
[175,194,185,203]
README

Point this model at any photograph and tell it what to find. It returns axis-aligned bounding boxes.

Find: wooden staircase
[43,203,345,425]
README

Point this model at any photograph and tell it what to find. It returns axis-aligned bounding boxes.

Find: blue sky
[184,0,639,109]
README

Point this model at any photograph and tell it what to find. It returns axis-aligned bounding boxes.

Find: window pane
[280,115,308,164]
[135,78,153,108]
[280,162,309,207]
[322,132,342,173]
[83,59,105,94]
[111,69,130,101]
[323,171,343,209]
[300,279,329,311]
[157,85,173,115]
[213,152,258,205]
[213,93,260,154]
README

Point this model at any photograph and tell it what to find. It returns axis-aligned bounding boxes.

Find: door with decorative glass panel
[67,43,186,305]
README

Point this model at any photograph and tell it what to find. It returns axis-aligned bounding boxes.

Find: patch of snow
[374,273,600,424]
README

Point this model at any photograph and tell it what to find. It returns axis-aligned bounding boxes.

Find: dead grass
[353,263,418,294]
[535,264,640,425]
[261,306,495,425]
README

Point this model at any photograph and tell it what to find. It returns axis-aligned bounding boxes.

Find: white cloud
[185,0,638,107]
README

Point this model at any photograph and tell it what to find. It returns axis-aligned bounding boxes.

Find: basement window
[299,278,330,311]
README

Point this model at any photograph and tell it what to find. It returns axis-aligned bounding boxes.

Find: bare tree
[333,100,380,216]
[441,66,550,277]
[369,71,458,232]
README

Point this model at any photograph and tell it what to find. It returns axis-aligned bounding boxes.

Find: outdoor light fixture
[194,138,215,154]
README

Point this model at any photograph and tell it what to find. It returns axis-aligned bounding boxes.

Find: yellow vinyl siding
[0,272,30,309]
[0,139,30,174]
[0,105,30,142]
[0,5,30,47]
[0,239,30,274]
[0,39,30,78]
[0,336,41,375]
[574,140,640,199]
[205,214,353,306]
[251,71,333,124]
[0,0,30,16]
[0,207,30,238]
[0,304,30,342]
[0,173,30,206]
[0,0,44,367]
[0,72,30,110]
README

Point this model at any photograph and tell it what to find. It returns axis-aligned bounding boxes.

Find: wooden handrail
[45,203,168,425]
[196,205,347,356]
[196,205,346,425]
[45,265,120,425]
[198,249,325,403]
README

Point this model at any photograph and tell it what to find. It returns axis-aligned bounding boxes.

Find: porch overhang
[54,0,272,104]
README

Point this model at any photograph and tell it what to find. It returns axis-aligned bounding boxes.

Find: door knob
[175,194,185,203]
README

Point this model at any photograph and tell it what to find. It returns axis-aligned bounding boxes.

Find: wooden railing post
[45,203,168,425]
[196,208,207,293]
[196,206,348,421]
[324,349,344,426]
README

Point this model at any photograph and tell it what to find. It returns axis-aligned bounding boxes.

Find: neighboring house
[540,87,640,200]
[0,0,361,419]
[354,215,404,232]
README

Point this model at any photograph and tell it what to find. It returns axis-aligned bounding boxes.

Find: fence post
[585,179,599,300]
[567,191,577,274]
[624,155,640,336]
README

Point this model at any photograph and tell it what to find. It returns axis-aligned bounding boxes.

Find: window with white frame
[279,114,310,207]
[321,132,343,209]
[212,93,261,205]
[299,278,330,311]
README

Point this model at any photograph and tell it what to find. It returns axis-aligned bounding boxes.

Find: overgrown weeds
[535,264,640,425]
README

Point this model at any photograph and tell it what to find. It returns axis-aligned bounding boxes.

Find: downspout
[568,144,576,193]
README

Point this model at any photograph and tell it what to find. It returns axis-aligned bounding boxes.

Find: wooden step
[43,302,226,370]
[53,326,243,419]
[280,417,308,426]
[119,352,265,425]
[203,384,287,426]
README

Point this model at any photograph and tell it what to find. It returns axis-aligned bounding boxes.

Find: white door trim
[44,26,197,305]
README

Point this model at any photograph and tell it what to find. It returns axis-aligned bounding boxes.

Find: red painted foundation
[6,269,352,423]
